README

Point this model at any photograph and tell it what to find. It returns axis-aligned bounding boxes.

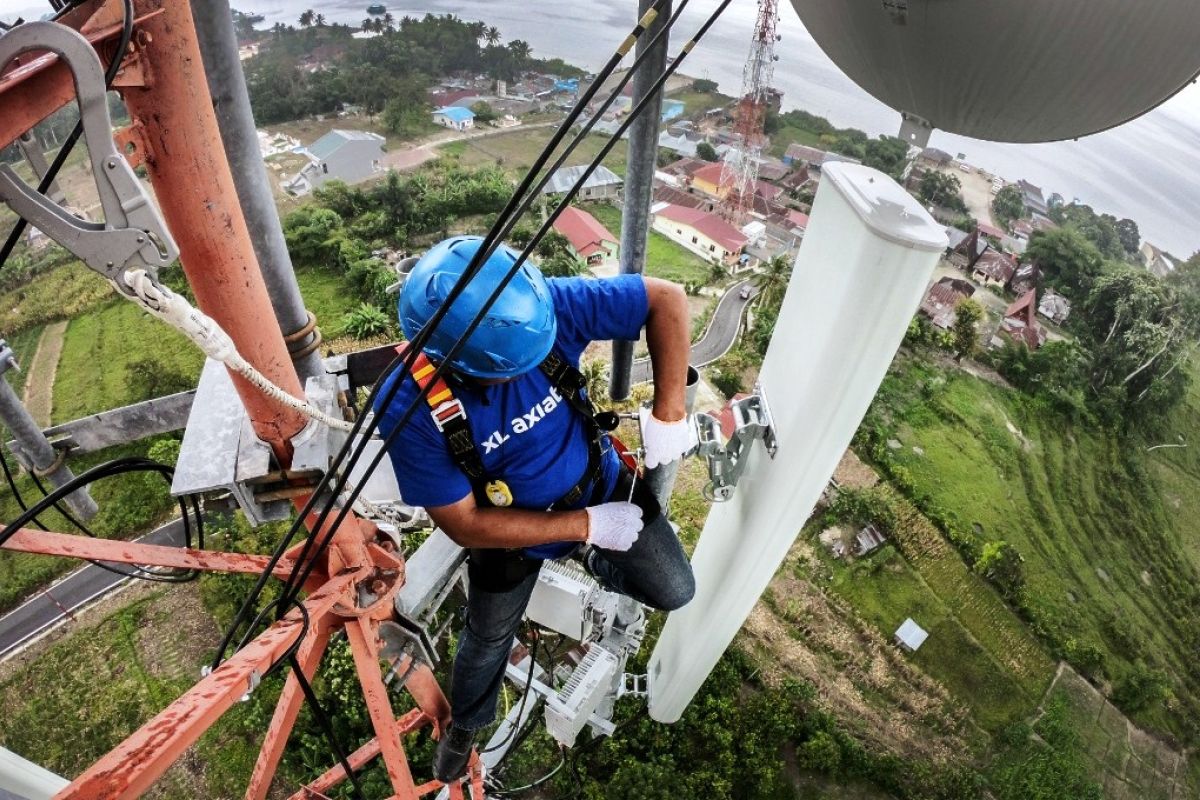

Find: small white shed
[894,618,929,652]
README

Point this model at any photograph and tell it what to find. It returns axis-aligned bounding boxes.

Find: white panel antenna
[646,162,946,722]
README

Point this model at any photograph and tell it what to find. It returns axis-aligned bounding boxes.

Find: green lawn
[666,89,733,116]
[824,537,1048,732]
[588,203,716,286]
[2,324,45,398]
[445,129,629,181]
[868,355,1200,742]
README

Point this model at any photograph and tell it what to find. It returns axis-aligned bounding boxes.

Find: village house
[895,619,929,652]
[1017,179,1049,217]
[855,524,887,557]
[948,227,987,269]
[1140,241,1176,278]
[977,221,1007,242]
[971,249,1018,287]
[996,290,1048,350]
[917,147,954,168]
[431,106,475,131]
[1038,290,1072,324]
[551,206,619,269]
[653,181,714,213]
[1007,260,1041,295]
[282,129,384,196]
[541,164,623,201]
[651,203,748,267]
[919,276,976,329]
[782,142,827,167]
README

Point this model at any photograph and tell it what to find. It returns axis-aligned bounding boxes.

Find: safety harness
[394,344,623,510]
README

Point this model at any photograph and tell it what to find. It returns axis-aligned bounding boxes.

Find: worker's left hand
[643,412,697,469]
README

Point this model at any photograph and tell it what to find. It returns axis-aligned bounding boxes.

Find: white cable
[120,269,359,433]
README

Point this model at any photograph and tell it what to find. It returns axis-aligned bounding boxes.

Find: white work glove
[642,412,698,469]
[584,502,644,551]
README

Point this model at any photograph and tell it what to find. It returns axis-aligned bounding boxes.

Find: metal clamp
[697,383,777,501]
[617,672,648,699]
[0,22,178,296]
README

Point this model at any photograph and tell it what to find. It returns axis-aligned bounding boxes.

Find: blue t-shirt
[374,275,649,555]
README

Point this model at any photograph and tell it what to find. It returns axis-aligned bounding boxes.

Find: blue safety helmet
[398,236,557,379]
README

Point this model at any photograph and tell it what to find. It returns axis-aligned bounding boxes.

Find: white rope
[120,269,358,433]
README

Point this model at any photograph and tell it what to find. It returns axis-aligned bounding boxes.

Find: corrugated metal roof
[540,164,623,194]
[308,129,384,160]
[433,106,475,123]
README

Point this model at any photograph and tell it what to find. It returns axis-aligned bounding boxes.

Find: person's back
[376,236,697,783]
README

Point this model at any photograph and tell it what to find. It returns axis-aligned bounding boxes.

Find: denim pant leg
[450,567,540,730]
[587,470,695,611]
[587,510,695,610]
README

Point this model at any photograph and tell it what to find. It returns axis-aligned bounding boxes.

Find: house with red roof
[552,206,619,269]
[971,249,1018,287]
[919,277,976,329]
[997,289,1047,349]
[651,203,748,266]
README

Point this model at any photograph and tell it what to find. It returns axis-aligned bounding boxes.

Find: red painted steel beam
[117,0,307,456]
[54,574,355,800]
[0,527,304,578]
[0,0,160,148]
[245,622,335,800]
[283,708,427,800]
[346,617,420,800]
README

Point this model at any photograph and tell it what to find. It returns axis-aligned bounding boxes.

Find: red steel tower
[720,0,780,223]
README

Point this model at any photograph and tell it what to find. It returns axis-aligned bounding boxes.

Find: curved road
[0,517,187,661]
[630,278,756,384]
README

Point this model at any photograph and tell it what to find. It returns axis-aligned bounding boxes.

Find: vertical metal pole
[191,0,324,383]
[17,131,66,205]
[120,0,308,457]
[611,0,671,401]
[0,342,97,520]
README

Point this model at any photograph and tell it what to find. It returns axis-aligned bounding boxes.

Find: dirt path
[21,320,67,427]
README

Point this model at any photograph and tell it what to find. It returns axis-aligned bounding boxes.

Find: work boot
[433,723,475,783]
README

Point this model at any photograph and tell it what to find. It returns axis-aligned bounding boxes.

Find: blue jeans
[450,470,695,730]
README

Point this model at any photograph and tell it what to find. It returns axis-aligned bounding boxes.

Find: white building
[894,618,929,652]
[432,106,475,131]
[282,129,385,196]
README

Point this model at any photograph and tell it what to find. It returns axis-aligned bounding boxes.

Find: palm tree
[508,39,532,61]
[484,25,501,46]
[314,13,326,27]
[382,12,395,30]
[361,18,373,32]
[752,255,793,310]
[298,9,315,27]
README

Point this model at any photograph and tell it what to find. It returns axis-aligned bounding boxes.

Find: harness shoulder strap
[394,344,485,481]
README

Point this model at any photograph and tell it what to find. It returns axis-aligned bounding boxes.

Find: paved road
[0,517,187,660]
[631,278,756,384]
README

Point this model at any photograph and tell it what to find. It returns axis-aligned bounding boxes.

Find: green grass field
[823,526,1052,731]
[3,324,45,398]
[445,128,630,180]
[870,355,1200,743]
[588,203,717,286]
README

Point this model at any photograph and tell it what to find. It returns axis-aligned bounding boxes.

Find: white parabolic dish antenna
[788,0,1200,143]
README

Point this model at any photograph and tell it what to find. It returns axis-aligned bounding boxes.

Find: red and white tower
[720,0,780,223]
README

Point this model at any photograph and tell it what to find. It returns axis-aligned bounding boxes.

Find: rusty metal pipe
[117,0,307,458]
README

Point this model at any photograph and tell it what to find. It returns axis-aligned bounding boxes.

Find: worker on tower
[375,236,696,783]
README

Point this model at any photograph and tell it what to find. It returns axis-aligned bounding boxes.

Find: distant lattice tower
[720,0,780,223]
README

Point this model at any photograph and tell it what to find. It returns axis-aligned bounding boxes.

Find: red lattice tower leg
[0,2,482,796]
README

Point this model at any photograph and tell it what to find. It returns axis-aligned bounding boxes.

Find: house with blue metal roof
[282,129,385,196]
[432,106,475,132]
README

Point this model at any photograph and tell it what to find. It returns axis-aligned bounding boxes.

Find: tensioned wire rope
[268,0,735,634]
[208,0,681,670]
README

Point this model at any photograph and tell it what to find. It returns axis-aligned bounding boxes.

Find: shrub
[339,303,392,339]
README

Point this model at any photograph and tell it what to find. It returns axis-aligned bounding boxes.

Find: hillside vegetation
[860,354,1200,746]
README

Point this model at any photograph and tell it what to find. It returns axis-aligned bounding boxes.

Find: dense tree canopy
[1025,228,1106,299]
[919,171,967,213]
[991,184,1025,227]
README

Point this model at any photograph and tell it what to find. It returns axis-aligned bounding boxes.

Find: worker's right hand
[584,502,644,551]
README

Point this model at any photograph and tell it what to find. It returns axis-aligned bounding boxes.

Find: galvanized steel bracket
[696,383,777,502]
